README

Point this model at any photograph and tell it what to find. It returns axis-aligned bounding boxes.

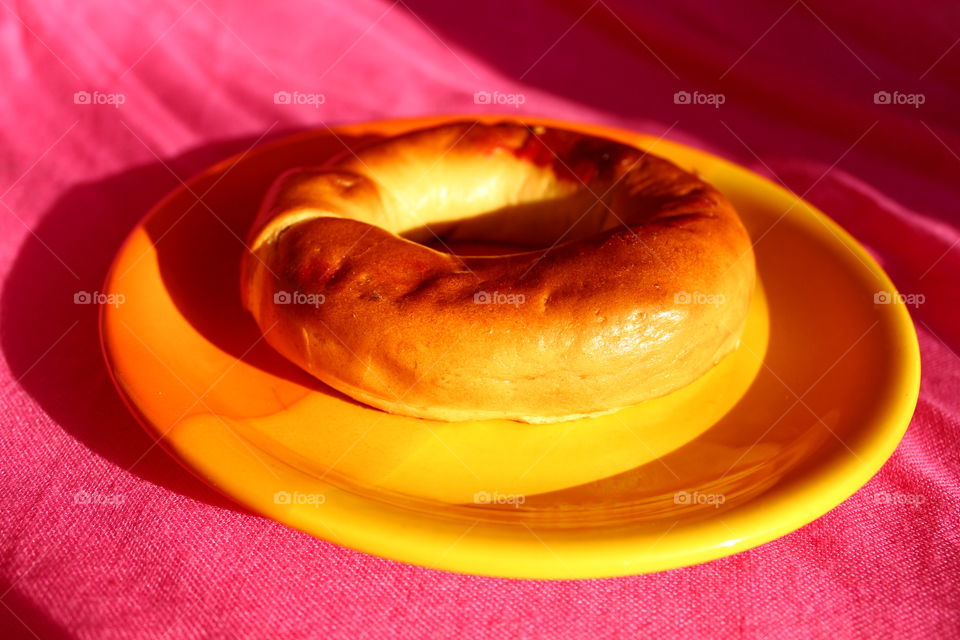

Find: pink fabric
[1,0,958,637]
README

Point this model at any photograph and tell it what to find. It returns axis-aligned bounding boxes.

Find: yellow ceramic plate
[100,115,920,579]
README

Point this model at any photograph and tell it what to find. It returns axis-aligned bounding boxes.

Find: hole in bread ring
[242,121,756,423]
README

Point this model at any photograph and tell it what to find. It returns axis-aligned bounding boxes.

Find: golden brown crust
[241,121,756,422]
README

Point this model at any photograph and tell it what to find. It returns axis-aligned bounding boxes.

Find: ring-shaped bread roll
[242,121,756,423]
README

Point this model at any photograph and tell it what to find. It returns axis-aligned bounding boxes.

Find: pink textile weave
[1,1,958,637]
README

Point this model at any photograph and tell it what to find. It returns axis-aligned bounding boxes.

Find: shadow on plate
[140,129,381,406]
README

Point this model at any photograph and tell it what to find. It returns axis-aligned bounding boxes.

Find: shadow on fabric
[0,130,311,512]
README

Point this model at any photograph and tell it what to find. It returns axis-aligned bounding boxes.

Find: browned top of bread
[242,121,755,422]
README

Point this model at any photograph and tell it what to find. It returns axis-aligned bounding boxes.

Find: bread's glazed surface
[241,122,756,422]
